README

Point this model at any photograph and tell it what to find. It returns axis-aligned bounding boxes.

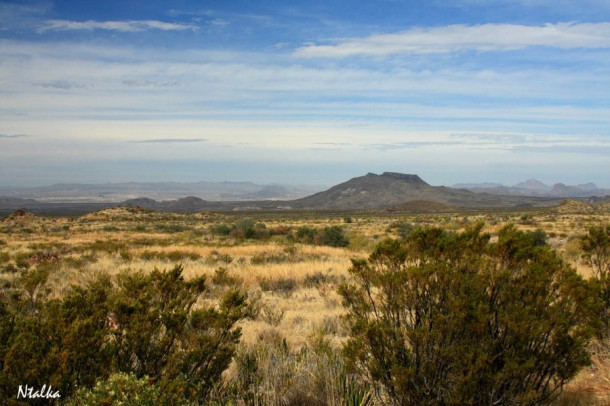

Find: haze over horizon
[1,0,609,188]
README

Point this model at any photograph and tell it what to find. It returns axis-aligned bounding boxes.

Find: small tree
[339,224,599,405]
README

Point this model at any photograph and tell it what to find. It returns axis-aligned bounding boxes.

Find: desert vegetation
[0,202,609,404]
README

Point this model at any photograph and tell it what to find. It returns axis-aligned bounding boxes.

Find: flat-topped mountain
[291,172,430,209]
[290,172,556,210]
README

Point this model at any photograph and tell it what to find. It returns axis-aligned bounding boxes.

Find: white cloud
[129,138,206,143]
[39,19,198,33]
[295,22,610,58]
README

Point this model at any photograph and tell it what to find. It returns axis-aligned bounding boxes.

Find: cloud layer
[295,23,610,58]
[39,19,198,33]
[129,138,206,143]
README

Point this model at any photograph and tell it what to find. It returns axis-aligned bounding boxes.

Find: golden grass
[2,206,610,398]
[559,340,610,405]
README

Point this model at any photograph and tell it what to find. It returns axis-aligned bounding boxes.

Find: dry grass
[2,205,610,400]
[556,340,610,405]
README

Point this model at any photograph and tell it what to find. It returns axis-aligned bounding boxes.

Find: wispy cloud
[361,141,464,151]
[129,138,207,143]
[0,134,29,139]
[295,22,610,58]
[38,80,88,90]
[39,19,198,33]
[207,18,229,27]
[0,1,51,31]
[452,133,528,144]
[122,79,179,88]
[510,144,610,155]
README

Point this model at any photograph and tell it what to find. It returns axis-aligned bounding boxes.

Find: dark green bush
[292,225,349,247]
[386,221,416,239]
[295,226,316,244]
[210,223,232,236]
[340,223,599,405]
[318,226,350,247]
[0,265,248,404]
[211,220,271,240]
[528,228,549,246]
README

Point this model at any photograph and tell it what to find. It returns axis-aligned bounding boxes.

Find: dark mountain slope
[290,172,557,209]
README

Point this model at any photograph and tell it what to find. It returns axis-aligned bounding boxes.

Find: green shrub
[528,228,549,246]
[258,276,298,298]
[386,221,416,239]
[206,251,233,265]
[295,226,316,244]
[0,265,248,404]
[304,269,342,288]
[210,223,232,236]
[318,226,349,247]
[250,249,305,265]
[139,250,201,262]
[340,223,599,405]
[66,372,163,406]
[212,267,242,287]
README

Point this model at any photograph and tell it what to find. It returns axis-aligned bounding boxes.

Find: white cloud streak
[295,22,610,58]
[39,19,198,33]
[0,134,29,138]
[129,138,206,143]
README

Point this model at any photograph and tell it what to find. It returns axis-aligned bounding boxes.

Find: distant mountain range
[1,173,608,216]
[0,181,323,203]
[452,179,610,198]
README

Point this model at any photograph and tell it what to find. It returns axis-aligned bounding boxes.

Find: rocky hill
[289,172,558,210]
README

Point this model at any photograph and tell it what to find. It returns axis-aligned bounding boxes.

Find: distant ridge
[3,172,607,216]
[0,180,322,203]
[454,179,610,198]
[290,172,557,210]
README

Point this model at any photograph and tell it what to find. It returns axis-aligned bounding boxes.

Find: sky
[1,0,609,188]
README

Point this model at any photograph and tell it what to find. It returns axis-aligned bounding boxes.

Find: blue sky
[1,0,609,187]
